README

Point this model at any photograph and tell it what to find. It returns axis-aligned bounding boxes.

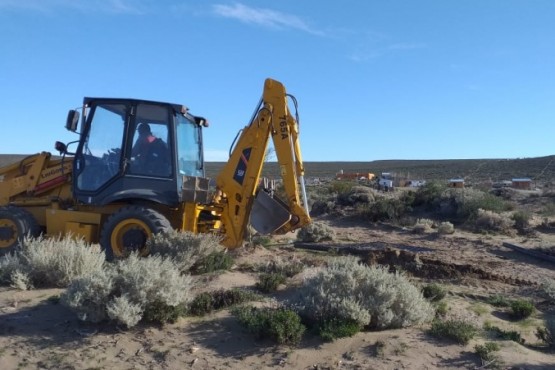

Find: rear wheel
[100,205,172,260]
[0,206,41,255]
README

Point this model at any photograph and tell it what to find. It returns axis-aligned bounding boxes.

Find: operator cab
[65,98,208,207]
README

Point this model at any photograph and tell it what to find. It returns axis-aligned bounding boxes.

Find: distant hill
[3,154,553,184]
[206,156,555,184]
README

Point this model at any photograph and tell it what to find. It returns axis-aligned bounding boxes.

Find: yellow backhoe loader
[0,78,311,258]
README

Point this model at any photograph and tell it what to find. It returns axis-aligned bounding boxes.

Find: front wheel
[0,206,41,255]
[100,205,172,260]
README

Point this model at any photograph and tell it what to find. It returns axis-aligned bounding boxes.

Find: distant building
[511,178,532,190]
[406,180,426,188]
[448,178,465,188]
[336,171,375,181]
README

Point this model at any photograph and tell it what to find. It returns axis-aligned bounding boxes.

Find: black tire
[0,206,41,255]
[100,205,172,260]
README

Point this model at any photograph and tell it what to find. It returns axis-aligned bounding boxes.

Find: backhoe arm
[214,78,311,248]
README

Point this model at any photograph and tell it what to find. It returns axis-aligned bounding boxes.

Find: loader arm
[214,78,311,248]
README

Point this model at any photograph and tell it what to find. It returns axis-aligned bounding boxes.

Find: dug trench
[294,243,538,286]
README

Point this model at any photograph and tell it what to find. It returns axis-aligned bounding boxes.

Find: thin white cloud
[212,2,324,36]
[0,0,147,14]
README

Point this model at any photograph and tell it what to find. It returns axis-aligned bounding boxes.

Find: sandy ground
[1,219,555,370]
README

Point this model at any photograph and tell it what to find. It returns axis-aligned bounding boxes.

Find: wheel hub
[0,224,16,243]
[121,228,148,254]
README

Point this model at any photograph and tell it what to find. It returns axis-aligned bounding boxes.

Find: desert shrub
[310,200,336,216]
[328,180,356,195]
[258,256,306,277]
[0,252,25,286]
[233,305,305,346]
[474,209,515,234]
[62,253,193,327]
[147,229,223,273]
[413,218,434,234]
[256,273,287,293]
[317,318,362,341]
[296,222,335,242]
[536,318,555,349]
[483,322,524,344]
[0,235,105,288]
[434,301,449,317]
[191,250,234,274]
[359,196,411,223]
[413,181,447,209]
[437,188,510,222]
[474,342,501,368]
[486,294,511,308]
[540,278,555,304]
[337,185,376,206]
[509,299,535,320]
[437,221,455,235]
[429,318,478,345]
[512,211,531,231]
[295,256,434,331]
[106,295,143,328]
[422,283,446,302]
[457,189,509,219]
[188,288,260,316]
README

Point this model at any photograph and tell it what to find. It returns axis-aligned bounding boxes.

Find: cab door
[74,103,127,194]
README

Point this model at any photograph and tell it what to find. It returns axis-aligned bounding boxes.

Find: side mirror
[65,110,80,132]
[55,141,67,155]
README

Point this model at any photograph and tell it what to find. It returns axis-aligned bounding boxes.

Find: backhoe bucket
[250,191,292,234]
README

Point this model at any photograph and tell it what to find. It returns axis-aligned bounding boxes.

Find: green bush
[486,294,511,308]
[295,256,434,330]
[429,318,478,345]
[434,301,449,317]
[233,305,305,345]
[483,322,524,344]
[422,283,446,302]
[191,250,234,274]
[0,235,105,289]
[188,288,260,316]
[147,230,223,273]
[510,299,535,320]
[61,253,193,327]
[256,273,287,293]
[296,222,335,243]
[317,318,362,341]
[258,256,305,278]
[413,181,447,209]
[359,196,411,222]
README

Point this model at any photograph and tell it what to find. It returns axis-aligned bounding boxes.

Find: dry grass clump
[337,185,377,206]
[413,218,434,234]
[0,235,105,289]
[437,221,455,235]
[147,229,223,273]
[294,256,434,336]
[297,221,335,242]
[61,253,193,328]
[474,209,515,234]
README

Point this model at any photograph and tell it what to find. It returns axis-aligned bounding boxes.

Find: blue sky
[1,0,554,161]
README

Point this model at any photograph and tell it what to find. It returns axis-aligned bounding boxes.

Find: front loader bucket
[250,191,292,234]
